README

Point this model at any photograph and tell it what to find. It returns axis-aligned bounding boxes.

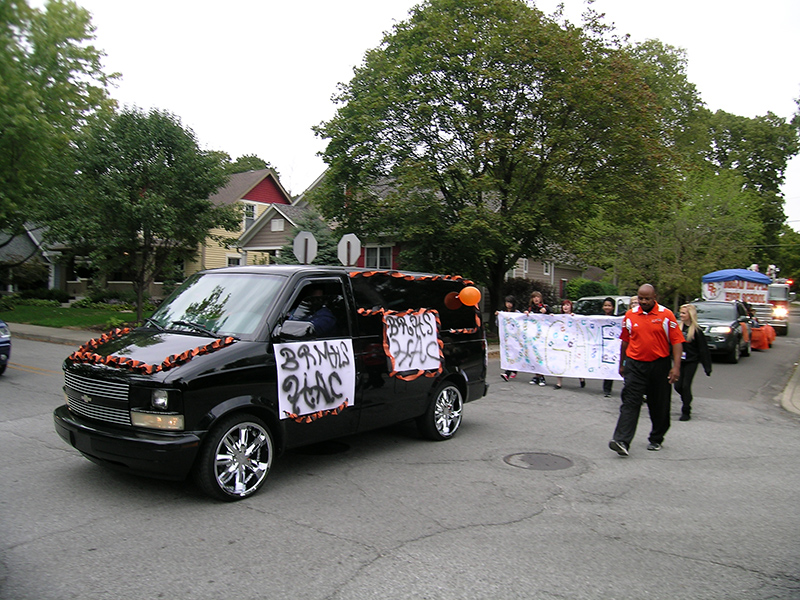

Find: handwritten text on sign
[499,312,623,380]
[384,309,443,379]
[275,339,356,419]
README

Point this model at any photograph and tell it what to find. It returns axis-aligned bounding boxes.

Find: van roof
[201,264,474,283]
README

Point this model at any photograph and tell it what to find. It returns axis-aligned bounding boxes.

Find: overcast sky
[67,0,800,231]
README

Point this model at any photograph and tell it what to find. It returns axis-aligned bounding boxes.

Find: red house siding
[243,178,290,204]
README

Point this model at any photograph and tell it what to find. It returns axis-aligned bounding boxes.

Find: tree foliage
[42,107,240,320]
[225,154,276,175]
[703,108,799,265]
[613,169,763,308]
[312,0,676,311]
[0,0,112,236]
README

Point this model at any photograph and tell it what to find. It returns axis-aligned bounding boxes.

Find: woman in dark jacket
[675,303,713,421]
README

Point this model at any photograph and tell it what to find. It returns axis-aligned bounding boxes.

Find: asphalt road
[1,321,799,600]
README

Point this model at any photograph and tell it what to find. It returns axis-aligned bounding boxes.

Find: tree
[225,154,276,175]
[274,209,339,266]
[312,0,676,312]
[612,169,763,308]
[704,107,799,265]
[0,0,112,237]
[42,107,241,320]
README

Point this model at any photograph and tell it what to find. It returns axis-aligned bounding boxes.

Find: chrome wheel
[418,382,463,440]
[196,414,273,501]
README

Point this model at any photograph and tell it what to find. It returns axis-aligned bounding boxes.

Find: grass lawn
[0,305,138,330]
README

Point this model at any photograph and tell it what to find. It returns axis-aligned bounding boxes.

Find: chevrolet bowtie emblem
[81,394,92,403]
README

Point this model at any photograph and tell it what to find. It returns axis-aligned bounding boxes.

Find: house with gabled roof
[187,168,294,274]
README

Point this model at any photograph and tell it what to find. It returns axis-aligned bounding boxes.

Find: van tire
[418,382,463,441]
[194,413,274,501]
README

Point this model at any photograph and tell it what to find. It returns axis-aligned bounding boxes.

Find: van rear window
[351,273,479,332]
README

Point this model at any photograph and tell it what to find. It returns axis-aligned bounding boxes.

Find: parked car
[573,295,631,316]
[54,266,488,501]
[0,319,10,376]
[693,300,752,363]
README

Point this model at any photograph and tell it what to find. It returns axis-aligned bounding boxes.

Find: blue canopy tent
[701,269,771,285]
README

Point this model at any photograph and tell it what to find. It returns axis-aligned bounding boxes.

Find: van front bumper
[53,405,202,480]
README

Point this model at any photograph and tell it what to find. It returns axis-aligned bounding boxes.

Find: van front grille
[64,371,131,426]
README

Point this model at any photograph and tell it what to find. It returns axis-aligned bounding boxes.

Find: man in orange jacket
[609,283,685,456]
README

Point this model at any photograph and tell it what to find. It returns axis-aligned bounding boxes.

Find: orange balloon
[458,286,481,307]
[444,291,462,310]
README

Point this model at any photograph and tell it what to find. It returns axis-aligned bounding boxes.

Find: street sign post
[293,231,318,264]
[337,234,361,266]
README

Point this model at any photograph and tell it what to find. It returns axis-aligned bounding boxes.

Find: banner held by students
[498,312,623,380]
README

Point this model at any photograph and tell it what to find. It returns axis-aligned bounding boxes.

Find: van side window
[287,280,348,338]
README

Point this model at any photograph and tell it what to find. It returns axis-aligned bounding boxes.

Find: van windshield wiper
[170,320,223,339]
[143,317,166,331]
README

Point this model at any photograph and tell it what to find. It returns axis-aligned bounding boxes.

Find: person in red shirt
[609,283,685,456]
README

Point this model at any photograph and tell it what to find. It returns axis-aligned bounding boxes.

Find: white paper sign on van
[383,308,443,380]
[275,339,356,421]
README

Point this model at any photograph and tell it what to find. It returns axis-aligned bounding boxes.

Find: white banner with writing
[275,339,356,419]
[498,312,623,380]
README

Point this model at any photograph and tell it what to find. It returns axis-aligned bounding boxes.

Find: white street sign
[337,234,361,266]
[293,231,318,264]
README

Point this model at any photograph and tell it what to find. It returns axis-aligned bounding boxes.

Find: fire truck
[767,279,793,336]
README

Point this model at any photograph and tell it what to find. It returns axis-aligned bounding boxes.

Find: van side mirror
[275,320,315,340]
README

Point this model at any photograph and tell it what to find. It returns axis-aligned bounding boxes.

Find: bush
[0,295,16,311]
[16,298,61,307]
[20,288,71,303]
[565,277,619,300]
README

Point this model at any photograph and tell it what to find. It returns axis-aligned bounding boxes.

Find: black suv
[693,300,752,363]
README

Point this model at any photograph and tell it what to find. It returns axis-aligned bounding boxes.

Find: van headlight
[709,326,732,334]
[152,389,170,410]
[131,409,184,431]
[129,389,184,430]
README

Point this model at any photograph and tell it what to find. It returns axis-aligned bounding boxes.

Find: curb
[780,360,800,417]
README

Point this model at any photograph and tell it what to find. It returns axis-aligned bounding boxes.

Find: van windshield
[149,273,284,338]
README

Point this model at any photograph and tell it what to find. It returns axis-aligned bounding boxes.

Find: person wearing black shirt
[674,303,712,421]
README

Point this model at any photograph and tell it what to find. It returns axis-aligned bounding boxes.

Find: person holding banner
[601,297,616,398]
[526,291,551,386]
[497,295,519,382]
[609,284,684,456]
[555,299,585,390]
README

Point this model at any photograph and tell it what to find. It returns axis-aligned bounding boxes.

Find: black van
[54,266,488,500]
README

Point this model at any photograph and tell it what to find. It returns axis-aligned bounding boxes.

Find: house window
[271,218,284,232]
[227,256,241,267]
[522,258,529,274]
[365,246,393,269]
[543,261,552,276]
[244,204,255,230]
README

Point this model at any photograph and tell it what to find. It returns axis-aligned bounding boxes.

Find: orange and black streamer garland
[68,327,237,374]
[284,400,349,423]
[349,270,475,286]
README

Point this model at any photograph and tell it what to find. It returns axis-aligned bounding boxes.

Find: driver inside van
[289,286,338,337]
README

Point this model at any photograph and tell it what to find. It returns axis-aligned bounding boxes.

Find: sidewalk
[7,322,97,348]
[7,321,800,417]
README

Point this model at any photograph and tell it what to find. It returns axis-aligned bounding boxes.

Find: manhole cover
[504,452,574,471]
[294,441,350,456]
